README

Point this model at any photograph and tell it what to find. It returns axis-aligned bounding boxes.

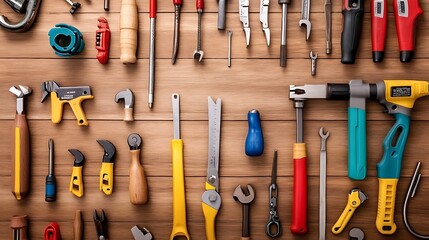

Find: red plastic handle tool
[96,17,111,64]
[394,0,423,62]
[290,143,307,234]
[196,0,203,11]
[150,0,157,18]
[44,222,61,240]
[371,0,387,62]
[173,0,182,5]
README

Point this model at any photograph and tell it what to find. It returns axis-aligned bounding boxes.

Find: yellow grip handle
[50,93,94,126]
[70,166,84,197]
[12,115,30,200]
[202,202,217,240]
[376,178,398,234]
[332,201,356,234]
[100,162,114,195]
[170,139,190,240]
[50,92,65,124]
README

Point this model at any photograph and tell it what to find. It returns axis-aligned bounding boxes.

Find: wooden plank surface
[0,0,428,239]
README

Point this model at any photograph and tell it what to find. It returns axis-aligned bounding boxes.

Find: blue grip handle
[348,107,367,180]
[245,110,264,156]
[45,175,56,202]
[377,113,410,179]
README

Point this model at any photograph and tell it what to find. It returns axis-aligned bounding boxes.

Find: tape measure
[48,23,84,57]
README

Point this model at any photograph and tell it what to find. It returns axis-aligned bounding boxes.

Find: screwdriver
[279,0,290,67]
[45,138,56,202]
[148,0,157,109]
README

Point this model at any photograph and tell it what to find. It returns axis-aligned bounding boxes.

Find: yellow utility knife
[97,140,116,195]
[202,97,222,240]
[170,93,190,240]
[68,149,85,198]
[332,188,367,234]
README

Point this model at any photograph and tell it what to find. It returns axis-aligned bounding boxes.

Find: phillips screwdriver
[279,0,290,67]
[172,0,182,64]
[341,0,364,64]
[148,0,157,109]
[45,138,56,202]
[371,0,387,62]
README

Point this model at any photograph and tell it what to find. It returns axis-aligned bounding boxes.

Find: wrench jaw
[193,50,204,62]
[299,20,311,41]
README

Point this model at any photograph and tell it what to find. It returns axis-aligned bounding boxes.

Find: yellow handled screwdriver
[170,93,190,240]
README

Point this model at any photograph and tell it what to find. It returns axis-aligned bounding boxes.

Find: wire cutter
[266,150,281,238]
[239,0,250,47]
[202,97,222,240]
[93,209,108,240]
[260,0,270,46]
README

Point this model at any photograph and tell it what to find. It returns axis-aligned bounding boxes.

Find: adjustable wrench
[299,0,311,40]
[319,128,329,240]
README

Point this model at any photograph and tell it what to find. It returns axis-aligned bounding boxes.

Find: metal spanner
[319,127,329,240]
[310,51,317,76]
[239,0,250,47]
[299,0,311,40]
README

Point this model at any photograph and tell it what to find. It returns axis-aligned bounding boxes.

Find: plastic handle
[371,0,387,62]
[12,114,30,200]
[341,0,364,64]
[150,0,156,18]
[73,210,83,240]
[100,162,114,195]
[376,178,398,234]
[45,174,56,202]
[393,0,423,62]
[170,139,190,240]
[290,143,307,234]
[202,202,217,240]
[348,107,367,180]
[331,200,357,234]
[69,96,94,126]
[70,166,84,197]
[196,0,203,10]
[173,0,182,5]
[129,149,148,205]
[120,0,138,64]
[245,111,264,156]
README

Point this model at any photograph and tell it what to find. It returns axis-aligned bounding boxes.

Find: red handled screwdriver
[394,0,423,62]
[371,0,387,62]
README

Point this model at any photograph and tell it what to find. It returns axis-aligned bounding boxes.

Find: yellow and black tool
[332,188,367,234]
[97,140,116,195]
[41,81,94,126]
[170,93,190,240]
[9,85,32,200]
[69,149,85,197]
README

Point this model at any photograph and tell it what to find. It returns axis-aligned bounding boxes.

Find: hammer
[115,89,135,121]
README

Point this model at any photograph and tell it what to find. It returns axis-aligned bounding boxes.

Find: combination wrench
[299,0,311,40]
[319,127,329,240]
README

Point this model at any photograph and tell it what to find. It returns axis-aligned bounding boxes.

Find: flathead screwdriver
[45,138,56,202]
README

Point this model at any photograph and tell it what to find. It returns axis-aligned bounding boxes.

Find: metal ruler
[207,97,221,190]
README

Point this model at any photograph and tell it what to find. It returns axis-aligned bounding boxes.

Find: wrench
[310,51,317,76]
[349,228,364,240]
[319,128,329,240]
[233,185,255,239]
[299,0,311,40]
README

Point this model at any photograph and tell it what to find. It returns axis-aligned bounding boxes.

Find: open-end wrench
[319,128,329,240]
[299,0,311,40]
[193,0,204,62]
[233,185,255,239]
[310,51,317,76]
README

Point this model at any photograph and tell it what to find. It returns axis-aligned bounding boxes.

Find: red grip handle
[173,0,182,5]
[196,0,203,10]
[150,0,157,18]
[394,0,423,51]
[290,156,307,234]
[371,0,387,52]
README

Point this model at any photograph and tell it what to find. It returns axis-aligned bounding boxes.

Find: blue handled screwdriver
[45,138,56,202]
[245,109,264,156]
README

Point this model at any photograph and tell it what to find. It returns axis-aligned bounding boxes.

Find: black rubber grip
[373,51,384,63]
[280,45,287,67]
[341,2,364,64]
[327,84,350,100]
[400,51,414,62]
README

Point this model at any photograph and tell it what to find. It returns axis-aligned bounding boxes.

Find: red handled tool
[394,0,423,62]
[44,222,61,240]
[96,17,111,64]
[371,0,387,62]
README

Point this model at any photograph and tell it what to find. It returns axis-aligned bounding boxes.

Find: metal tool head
[68,149,85,166]
[310,51,318,60]
[319,127,330,139]
[299,20,311,41]
[271,150,278,184]
[239,0,250,47]
[349,227,365,240]
[41,81,60,103]
[0,0,41,32]
[351,188,368,203]
[131,225,153,240]
[93,209,108,239]
[242,28,250,47]
[115,89,134,108]
[233,184,255,204]
[193,50,204,62]
[9,85,32,98]
[289,84,328,100]
[69,2,81,14]
[127,133,142,150]
[260,0,270,46]
[97,140,116,163]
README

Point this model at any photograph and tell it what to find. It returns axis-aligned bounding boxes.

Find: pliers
[260,0,270,46]
[94,209,108,240]
[239,0,250,47]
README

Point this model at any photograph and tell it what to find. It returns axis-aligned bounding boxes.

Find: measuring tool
[202,97,222,240]
[170,93,190,240]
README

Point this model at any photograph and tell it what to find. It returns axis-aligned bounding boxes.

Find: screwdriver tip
[148,103,153,109]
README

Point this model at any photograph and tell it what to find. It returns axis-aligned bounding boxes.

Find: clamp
[97,140,116,195]
[48,24,85,57]
[69,149,85,197]
[0,0,41,32]
[96,17,111,64]
[332,188,368,234]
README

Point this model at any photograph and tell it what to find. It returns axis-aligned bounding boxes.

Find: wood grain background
[0,0,428,239]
